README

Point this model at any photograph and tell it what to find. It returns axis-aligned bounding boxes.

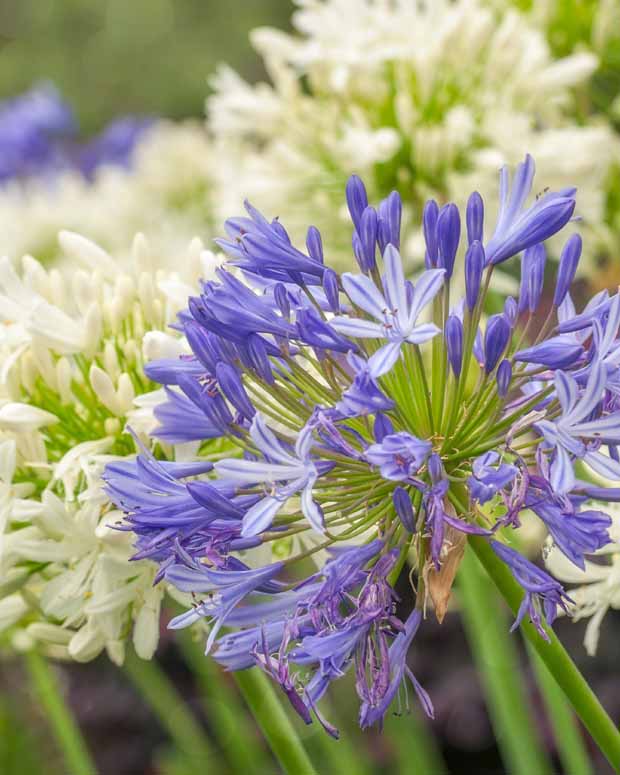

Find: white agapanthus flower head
[207,0,619,274]
[0,232,221,664]
[0,120,215,266]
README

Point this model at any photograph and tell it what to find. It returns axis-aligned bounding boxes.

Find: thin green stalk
[527,643,594,775]
[384,707,447,775]
[458,549,553,775]
[179,624,353,775]
[468,535,620,772]
[124,650,215,768]
[24,651,97,775]
[234,668,317,775]
[304,700,373,775]
[177,630,270,775]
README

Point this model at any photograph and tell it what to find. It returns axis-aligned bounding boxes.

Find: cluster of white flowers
[207,0,619,274]
[0,231,221,663]
[0,120,215,266]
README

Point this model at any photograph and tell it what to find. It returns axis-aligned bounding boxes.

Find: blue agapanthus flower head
[0,83,76,181]
[78,115,154,180]
[0,83,155,184]
[107,154,620,735]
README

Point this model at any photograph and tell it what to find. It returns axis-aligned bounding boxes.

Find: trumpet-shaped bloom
[331,245,444,376]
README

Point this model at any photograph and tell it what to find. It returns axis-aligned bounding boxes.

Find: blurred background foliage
[0,0,293,132]
[512,0,620,123]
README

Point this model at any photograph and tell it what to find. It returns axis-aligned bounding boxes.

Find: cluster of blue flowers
[0,84,152,183]
[106,154,620,735]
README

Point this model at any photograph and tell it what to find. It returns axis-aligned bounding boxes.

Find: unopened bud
[89,364,121,415]
[116,373,136,414]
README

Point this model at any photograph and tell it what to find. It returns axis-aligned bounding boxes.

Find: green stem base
[469,535,620,772]
[234,668,317,775]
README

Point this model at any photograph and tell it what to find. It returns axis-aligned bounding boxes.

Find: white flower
[0,121,216,266]
[0,232,213,663]
[207,0,619,273]
[0,402,57,431]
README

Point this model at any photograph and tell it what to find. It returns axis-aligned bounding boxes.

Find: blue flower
[334,352,395,417]
[359,610,433,729]
[537,362,620,493]
[422,454,491,568]
[468,452,517,504]
[105,157,616,735]
[152,377,234,444]
[330,245,444,376]
[215,414,331,535]
[168,561,285,651]
[78,116,154,180]
[0,84,76,181]
[491,540,572,640]
[365,432,432,480]
[217,201,326,284]
[484,154,576,266]
[525,480,611,569]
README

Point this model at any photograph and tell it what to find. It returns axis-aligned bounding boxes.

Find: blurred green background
[0,0,293,132]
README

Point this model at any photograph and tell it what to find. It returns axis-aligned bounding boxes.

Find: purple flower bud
[297,307,354,353]
[352,231,364,270]
[465,241,484,309]
[484,314,511,373]
[437,203,460,279]
[553,234,582,307]
[473,328,484,366]
[485,156,576,265]
[392,486,415,533]
[445,314,463,377]
[322,268,340,313]
[373,413,394,442]
[184,320,221,373]
[517,244,534,314]
[515,337,583,369]
[405,280,415,307]
[466,191,484,245]
[358,206,378,272]
[496,359,512,397]
[378,191,402,251]
[428,453,444,484]
[346,174,369,231]
[216,362,256,419]
[306,226,324,264]
[423,199,439,268]
[274,282,290,319]
[526,243,546,313]
[271,219,291,244]
[503,296,518,327]
[247,334,274,384]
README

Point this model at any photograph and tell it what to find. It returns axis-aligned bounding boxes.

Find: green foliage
[0,689,59,775]
[512,0,620,123]
[0,0,292,132]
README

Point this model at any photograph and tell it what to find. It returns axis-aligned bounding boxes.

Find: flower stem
[468,535,620,772]
[527,643,594,775]
[123,650,216,768]
[458,549,553,774]
[176,629,271,774]
[234,668,317,775]
[384,707,447,774]
[24,651,97,775]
